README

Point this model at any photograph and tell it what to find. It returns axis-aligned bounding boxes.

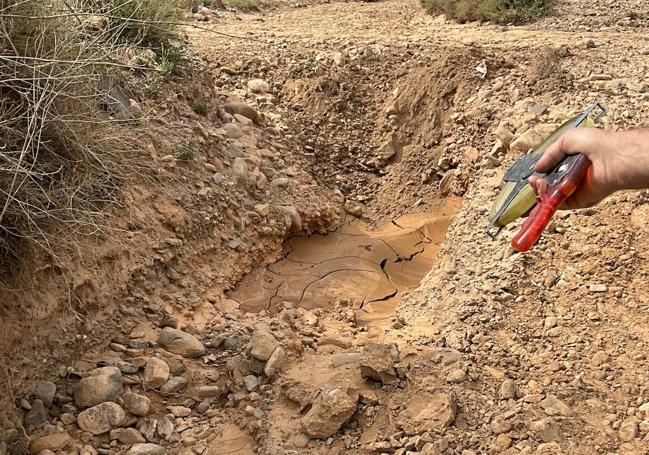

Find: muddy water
[229,200,459,324]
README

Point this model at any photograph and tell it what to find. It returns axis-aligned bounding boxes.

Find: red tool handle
[511,154,591,252]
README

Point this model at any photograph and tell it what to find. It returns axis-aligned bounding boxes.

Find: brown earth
[2,0,649,454]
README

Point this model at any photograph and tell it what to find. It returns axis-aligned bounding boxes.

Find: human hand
[528,128,649,209]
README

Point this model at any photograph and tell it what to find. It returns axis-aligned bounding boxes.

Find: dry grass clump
[0,0,182,261]
[420,0,549,24]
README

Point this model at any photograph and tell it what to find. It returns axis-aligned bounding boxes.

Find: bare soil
[2,0,649,454]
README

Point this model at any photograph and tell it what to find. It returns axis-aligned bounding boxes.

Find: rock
[396,393,456,435]
[60,413,77,425]
[292,433,310,448]
[490,415,513,434]
[544,315,558,329]
[420,443,441,455]
[494,123,514,149]
[243,375,259,392]
[377,133,402,161]
[77,402,125,435]
[318,332,353,349]
[302,387,359,438]
[619,416,639,442]
[127,443,166,455]
[223,123,243,139]
[74,367,123,408]
[137,418,157,441]
[34,381,57,407]
[540,395,573,416]
[332,352,361,367]
[24,399,47,426]
[278,206,302,232]
[160,376,187,393]
[254,204,270,217]
[143,358,170,388]
[360,342,399,384]
[499,379,518,400]
[158,328,205,358]
[250,330,280,361]
[264,347,287,378]
[197,386,221,398]
[119,428,146,445]
[222,103,260,124]
[492,434,512,451]
[333,52,345,66]
[584,38,596,49]
[232,157,249,183]
[220,66,237,75]
[156,416,174,439]
[531,418,564,442]
[511,128,545,153]
[29,432,71,454]
[123,393,151,417]
[247,79,270,93]
[234,113,253,126]
[589,283,607,293]
[446,368,467,383]
[81,445,97,455]
[591,351,610,366]
[168,405,191,417]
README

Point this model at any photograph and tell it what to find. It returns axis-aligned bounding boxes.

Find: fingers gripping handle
[511,154,591,252]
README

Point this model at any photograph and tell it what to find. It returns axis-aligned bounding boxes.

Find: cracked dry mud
[2,0,649,454]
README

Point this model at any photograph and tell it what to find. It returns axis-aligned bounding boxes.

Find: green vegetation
[223,0,263,11]
[420,0,549,24]
[176,140,200,160]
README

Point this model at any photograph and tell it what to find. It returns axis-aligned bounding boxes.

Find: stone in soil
[222,102,260,124]
[360,342,400,384]
[127,443,166,455]
[264,347,287,378]
[396,393,456,435]
[160,376,187,393]
[24,399,47,426]
[143,357,170,388]
[119,428,147,444]
[34,380,57,407]
[123,392,151,416]
[74,366,123,408]
[301,387,359,439]
[250,330,280,361]
[531,418,564,442]
[29,431,71,454]
[158,327,206,358]
[247,78,270,93]
[77,402,126,435]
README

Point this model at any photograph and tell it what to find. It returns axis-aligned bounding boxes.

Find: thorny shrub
[0,0,181,263]
[420,0,549,24]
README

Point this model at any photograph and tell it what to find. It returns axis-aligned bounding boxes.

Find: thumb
[534,130,582,173]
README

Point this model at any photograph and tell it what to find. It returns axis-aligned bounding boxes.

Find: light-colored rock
[243,375,259,392]
[168,405,191,417]
[318,333,353,349]
[540,395,573,417]
[360,342,399,384]
[232,157,249,183]
[619,416,639,442]
[74,367,123,408]
[77,402,125,435]
[531,418,564,442]
[143,358,170,388]
[29,432,71,454]
[223,123,243,139]
[127,443,166,455]
[123,393,151,417]
[278,206,302,232]
[197,386,221,398]
[250,330,280,361]
[264,347,287,378]
[158,328,205,358]
[156,416,174,440]
[247,79,270,93]
[446,368,467,383]
[302,387,359,438]
[499,379,518,400]
[396,393,456,435]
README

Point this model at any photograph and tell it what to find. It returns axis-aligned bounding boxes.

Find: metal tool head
[484,100,607,239]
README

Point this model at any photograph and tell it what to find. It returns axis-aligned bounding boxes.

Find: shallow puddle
[229,200,459,324]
